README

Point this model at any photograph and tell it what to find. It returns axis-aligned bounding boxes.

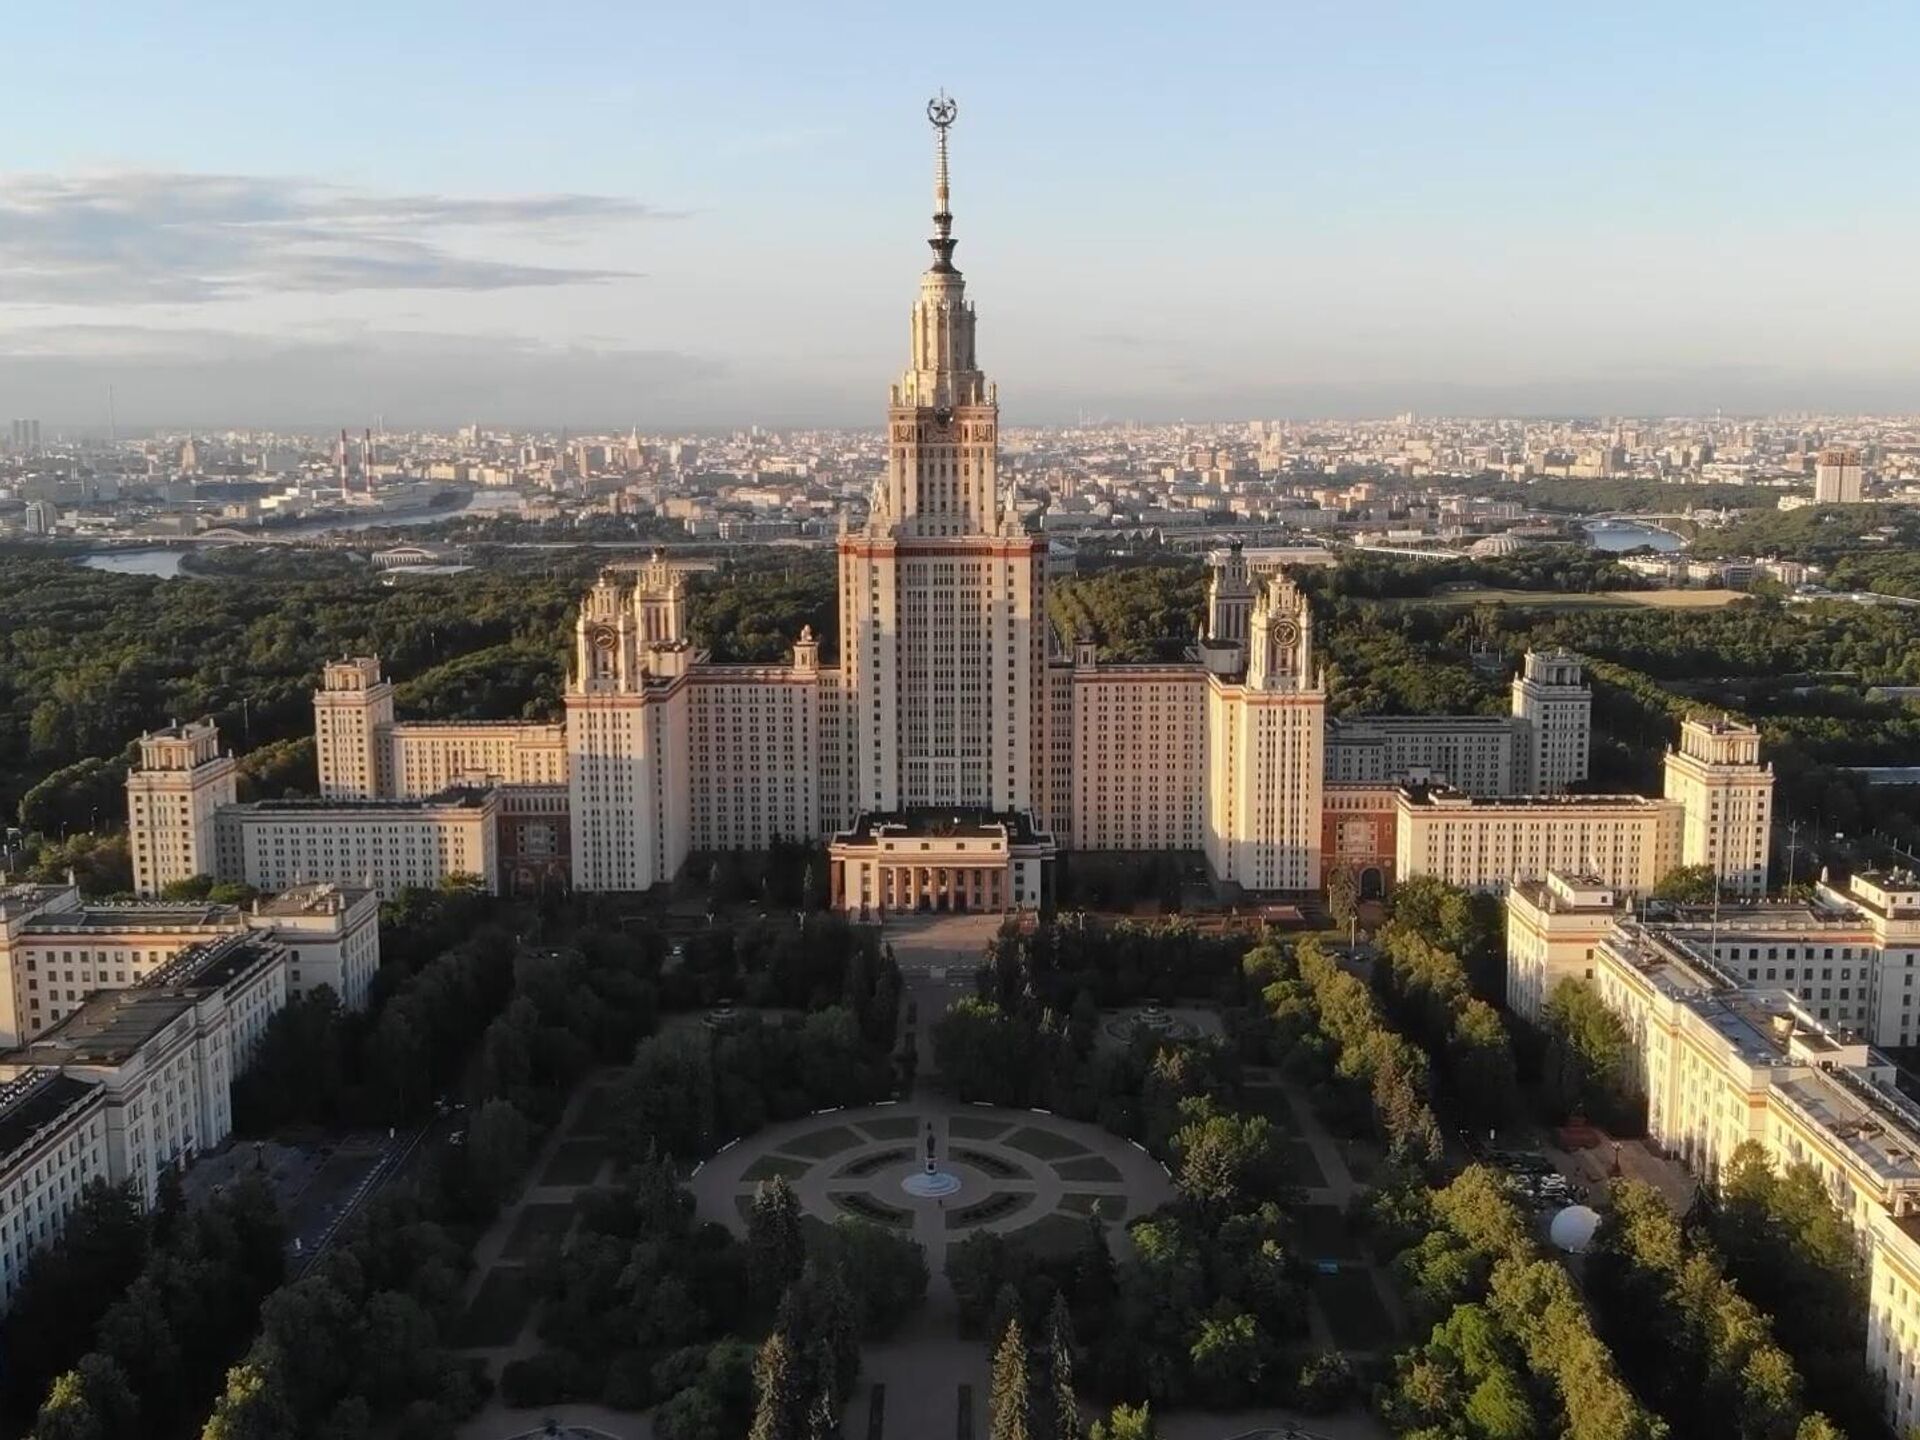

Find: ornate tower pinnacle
[927,91,959,274]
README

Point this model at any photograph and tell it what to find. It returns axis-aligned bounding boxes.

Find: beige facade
[689,644,824,852]
[0,1071,109,1312]
[390,721,566,795]
[1396,788,1681,897]
[244,884,381,1012]
[1511,650,1592,793]
[215,791,498,900]
[0,933,288,1207]
[1504,870,1626,1021]
[315,657,565,798]
[1069,645,1205,851]
[126,720,236,897]
[314,657,393,798]
[1579,922,1920,1436]
[1203,574,1327,891]
[0,885,245,1048]
[1663,715,1774,897]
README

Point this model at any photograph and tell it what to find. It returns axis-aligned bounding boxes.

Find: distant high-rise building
[8,420,40,455]
[1512,650,1592,793]
[125,720,237,897]
[1662,714,1773,897]
[1814,446,1864,503]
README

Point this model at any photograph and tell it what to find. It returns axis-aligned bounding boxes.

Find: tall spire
[927,91,959,274]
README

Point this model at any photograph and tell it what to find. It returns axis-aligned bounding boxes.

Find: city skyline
[4,3,1920,427]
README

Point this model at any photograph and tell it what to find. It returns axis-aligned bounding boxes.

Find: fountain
[901,1121,962,1199]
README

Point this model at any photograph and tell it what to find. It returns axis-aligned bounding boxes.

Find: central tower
[837,95,1048,819]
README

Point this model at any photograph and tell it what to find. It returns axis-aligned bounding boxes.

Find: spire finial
[927,91,959,273]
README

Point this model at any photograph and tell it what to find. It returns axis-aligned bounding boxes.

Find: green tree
[990,1317,1033,1440]
[747,1330,802,1440]
[28,1355,138,1440]
[748,1177,808,1316]
[1086,1403,1157,1440]
[1653,865,1722,904]
[199,1360,296,1440]
[1047,1292,1079,1440]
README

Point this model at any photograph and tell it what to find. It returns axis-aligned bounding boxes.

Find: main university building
[125,104,1774,915]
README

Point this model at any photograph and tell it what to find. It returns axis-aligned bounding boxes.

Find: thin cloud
[0,171,674,303]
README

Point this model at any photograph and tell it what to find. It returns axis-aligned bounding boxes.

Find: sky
[2,1,1918,430]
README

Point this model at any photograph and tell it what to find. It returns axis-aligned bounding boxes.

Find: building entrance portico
[828,809,1053,917]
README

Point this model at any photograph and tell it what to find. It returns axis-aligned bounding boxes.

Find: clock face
[590,623,619,651]
[1276,620,1300,648]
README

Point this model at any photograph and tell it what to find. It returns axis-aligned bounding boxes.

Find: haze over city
[4,1,1918,427]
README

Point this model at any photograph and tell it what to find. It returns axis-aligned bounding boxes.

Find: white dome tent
[1549,1203,1602,1254]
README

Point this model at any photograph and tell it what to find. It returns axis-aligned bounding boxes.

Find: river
[1582,519,1685,553]
[75,490,526,579]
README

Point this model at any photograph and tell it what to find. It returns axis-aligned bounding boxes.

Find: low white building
[245,884,381,1011]
[0,933,289,1207]
[0,1070,109,1311]
[214,789,499,900]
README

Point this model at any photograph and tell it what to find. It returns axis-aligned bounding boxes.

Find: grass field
[1053,1155,1122,1183]
[1313,1268,1397,1351]
[1380,586,1744,611]
[1003,1126,1089,1161]
[540,1139,609,1188]
[742,1154,813,1182]
[857,1113,922,1140]
[454,1266,536,1349]
[950,1114,1012,1141]
[781,1124,864,1158]
[501,1202,575,1261]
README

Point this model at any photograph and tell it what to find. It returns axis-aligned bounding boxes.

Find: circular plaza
[689,1100,1173,1263]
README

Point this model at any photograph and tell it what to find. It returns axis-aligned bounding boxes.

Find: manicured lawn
[1058,1192,1120,1217]
[953,1147,1023,1179]
[454,1266,536,1348]
[1313,1268,1396,1351]
[831,1191,915,1228]
[858,1113,922,1140]
[540,1139,609,1188]
[742,1154,814,1182]
[501,1202,575,1261]
[947,1193,1033,1230]
[950,1114,1012,1141]
[1274,1137,1328,1190]
[1376,586,1742,612]
[1053,1156,1121,1183]
[1292,1203,1361,1263]
[1003,1126,1088,1161]
[781,1125,863,1158]
[834,1147,912,1179]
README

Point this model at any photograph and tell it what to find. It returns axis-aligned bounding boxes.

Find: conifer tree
[1046,1292,1079,1440]
[989,1316,1033,1440]
[748,1330,802,1440]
